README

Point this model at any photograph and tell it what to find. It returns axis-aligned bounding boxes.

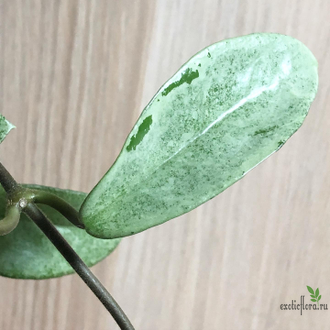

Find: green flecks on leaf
[126,115,153,151]
[254,125,278,136]
[0,114,15,144]
[161,68,199,96]
[80,33,318,239]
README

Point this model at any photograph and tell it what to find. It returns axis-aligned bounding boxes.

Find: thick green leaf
[0,184,120,279]
[311,299,317,302]
[80,33,318,239]
[0,114,15,144]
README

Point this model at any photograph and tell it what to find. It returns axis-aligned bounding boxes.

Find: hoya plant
[0,33,318,329]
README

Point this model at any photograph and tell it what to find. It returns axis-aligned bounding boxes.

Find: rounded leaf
[80,33,318,239]
[0,184,120,279]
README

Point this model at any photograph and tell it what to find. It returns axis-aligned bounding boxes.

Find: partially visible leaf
[311,299,317,302]
[310,295,315,298]
[80,33,318,239]
[0,184,120,279]
[318,295,322,301]
[315,288,319,298]
[307,286,314,294]
[0,114,15,144]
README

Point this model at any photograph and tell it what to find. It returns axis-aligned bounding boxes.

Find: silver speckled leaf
[80,33,318,239]
[0,114,15,144]
[0,185,120,279]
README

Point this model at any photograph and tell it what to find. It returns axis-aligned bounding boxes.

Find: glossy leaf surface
[80,33,318,239]
[0,184,120,279]
[0,114,14,144]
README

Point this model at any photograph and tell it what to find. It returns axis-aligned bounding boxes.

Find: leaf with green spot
[0,114,15,144]
[0,184,120,279]
[307,286,314,294]
[127,116,153,151]
[80,33,318,239]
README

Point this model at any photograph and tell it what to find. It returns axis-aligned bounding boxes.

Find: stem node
[0,161,134,330]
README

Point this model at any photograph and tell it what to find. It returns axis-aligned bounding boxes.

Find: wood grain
[1,0,330,329]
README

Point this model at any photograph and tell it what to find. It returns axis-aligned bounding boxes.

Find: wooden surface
[0,0,329,329]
